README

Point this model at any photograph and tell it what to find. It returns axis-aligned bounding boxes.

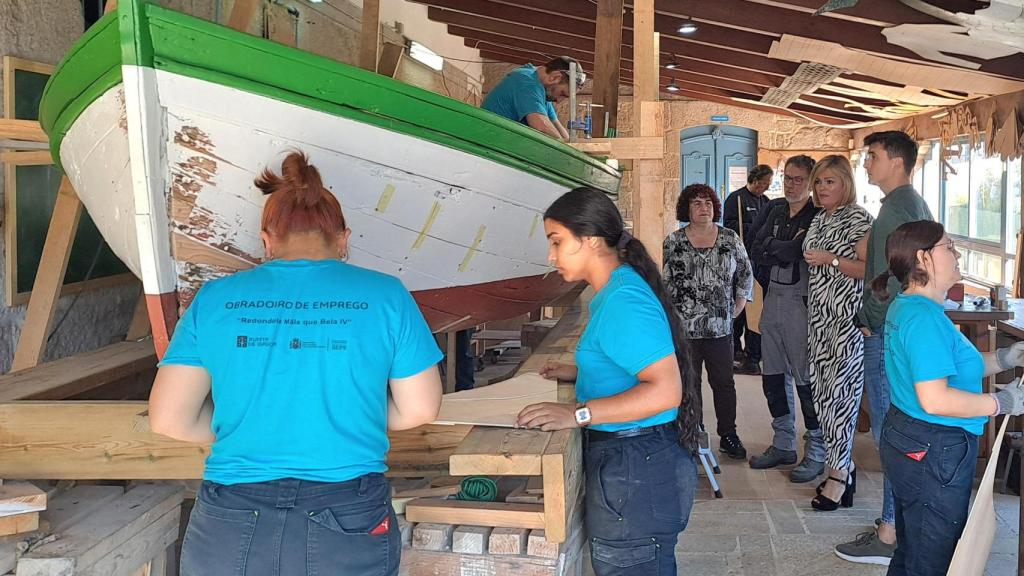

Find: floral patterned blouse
[663,226,753,340]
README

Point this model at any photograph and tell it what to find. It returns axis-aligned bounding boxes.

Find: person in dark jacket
[747,155,826,485]
[723,165,774,373]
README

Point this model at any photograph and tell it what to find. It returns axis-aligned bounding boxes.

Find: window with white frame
[854,137,1023,290]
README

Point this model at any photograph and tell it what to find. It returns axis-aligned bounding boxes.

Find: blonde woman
[802,155,872,510]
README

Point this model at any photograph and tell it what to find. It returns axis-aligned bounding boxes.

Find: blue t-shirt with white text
[576,265,678,432]
[482,64,548,125]
[160,259,442,484]
[884,293,986,435]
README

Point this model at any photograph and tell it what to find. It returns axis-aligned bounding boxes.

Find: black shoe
[812,470,857,511]
[719,433,747,460]
[736,359,761,375]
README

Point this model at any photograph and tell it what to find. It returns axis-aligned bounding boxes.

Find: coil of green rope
[457,476,497,502]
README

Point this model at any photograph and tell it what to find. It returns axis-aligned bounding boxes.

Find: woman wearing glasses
[873,221,1024,575]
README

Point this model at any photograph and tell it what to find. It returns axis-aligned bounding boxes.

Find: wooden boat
[39,0,620,354]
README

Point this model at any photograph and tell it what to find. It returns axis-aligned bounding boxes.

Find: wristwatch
[830,257,840,268]
[574,405,592,427]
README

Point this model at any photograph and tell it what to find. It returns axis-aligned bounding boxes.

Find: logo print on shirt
[236,336,248,348]
[290,338,301,350]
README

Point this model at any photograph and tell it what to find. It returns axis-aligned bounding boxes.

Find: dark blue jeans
[880,407,978,576]
[584,426,697,576]
[181,474,399,576]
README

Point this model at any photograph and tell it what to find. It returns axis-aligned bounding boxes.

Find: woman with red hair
[149,151,442,575]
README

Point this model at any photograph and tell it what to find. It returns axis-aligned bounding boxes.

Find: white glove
[996,341,1024,370]
[993,378,1024,416]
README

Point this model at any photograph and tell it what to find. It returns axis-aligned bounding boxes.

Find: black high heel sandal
[811,469,856,511]
[815,467,856,495]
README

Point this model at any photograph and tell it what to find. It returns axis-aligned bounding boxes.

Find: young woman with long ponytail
[516,187,699,576]
[149,151,443,575]
[872,220,1024,575]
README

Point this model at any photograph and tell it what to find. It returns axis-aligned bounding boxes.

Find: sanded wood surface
[434,372,556,427]
[449,427,551,476]
[570,137,663,159]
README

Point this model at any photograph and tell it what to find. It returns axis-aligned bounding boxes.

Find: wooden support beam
[0,402,471,479]
[592,0,623,138]
[11,177,84,372]
[0,119,46,143]
[631,101,666,267]
[359,0,381,72]
[0,340,156,402]
[632,0,657,103]
[569,137,663,160]
[126,292,153,341]
[226,0,259,32]
[404,499,546,530]
[541,428,581,544]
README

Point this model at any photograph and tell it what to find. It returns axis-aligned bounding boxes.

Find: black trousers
[685,335,738,437]
[733,310,761,361]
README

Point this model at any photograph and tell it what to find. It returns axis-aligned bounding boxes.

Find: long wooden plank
[404,499,545,529]
[17,485,183,575]
[592,0,623,137]
[0,340,156,402]
[0,150,52,164]
[359,0,381,72]
[0,402,470,479]
[0,482,46,517]
[0,119,47,142]
[449,427,551,476]
[11,177,84,372]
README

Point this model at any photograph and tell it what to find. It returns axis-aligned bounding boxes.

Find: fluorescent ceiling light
[678,22,698,34]
[410,41,444,71]
[666,81,681,92]
[665,55,680,69]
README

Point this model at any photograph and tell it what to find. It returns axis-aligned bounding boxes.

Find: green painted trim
[41,0,620,194]
[39,11,122,166]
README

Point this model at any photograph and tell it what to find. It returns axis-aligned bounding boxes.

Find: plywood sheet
[433,372,557,427]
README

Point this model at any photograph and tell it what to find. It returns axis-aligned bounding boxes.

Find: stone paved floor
[583,369,1021,576]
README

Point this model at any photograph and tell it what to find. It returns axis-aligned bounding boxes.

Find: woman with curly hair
[663,183,753,460]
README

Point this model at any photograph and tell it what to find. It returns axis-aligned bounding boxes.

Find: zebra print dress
[803,204,873,471]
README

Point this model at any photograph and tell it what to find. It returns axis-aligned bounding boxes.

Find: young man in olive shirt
[835,131,933,567]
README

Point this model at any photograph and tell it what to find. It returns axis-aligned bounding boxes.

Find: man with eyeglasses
[834,130,933,568]
[482,56,583,142]
[748,155,826,484]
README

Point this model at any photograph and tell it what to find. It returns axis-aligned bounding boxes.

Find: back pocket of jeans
[882,426,930,458]
[937,439,970,487]
[180,499,258,576]
[591,537,658,573]
[307,504,394,576]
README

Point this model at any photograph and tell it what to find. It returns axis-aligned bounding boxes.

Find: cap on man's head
[543,56,586,88]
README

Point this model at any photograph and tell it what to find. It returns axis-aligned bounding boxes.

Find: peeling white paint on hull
[60,69,574,353]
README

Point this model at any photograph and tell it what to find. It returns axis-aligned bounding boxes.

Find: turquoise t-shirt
[576,266,678,432]
[482,64,548,124]
[160,259,442,485]
[884,293,986,435]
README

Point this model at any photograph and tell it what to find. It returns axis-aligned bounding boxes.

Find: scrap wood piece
[411,523,453,551]
[488,527,528,555]
[0,483,46,518]
[0,512,38,537]
[433,372,557,427]
[404,499,545,530]
[451,525,492,554]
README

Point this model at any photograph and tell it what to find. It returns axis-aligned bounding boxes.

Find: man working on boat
[482,56,584,142]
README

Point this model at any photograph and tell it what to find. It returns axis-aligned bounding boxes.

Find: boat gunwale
[39,0,621,195]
